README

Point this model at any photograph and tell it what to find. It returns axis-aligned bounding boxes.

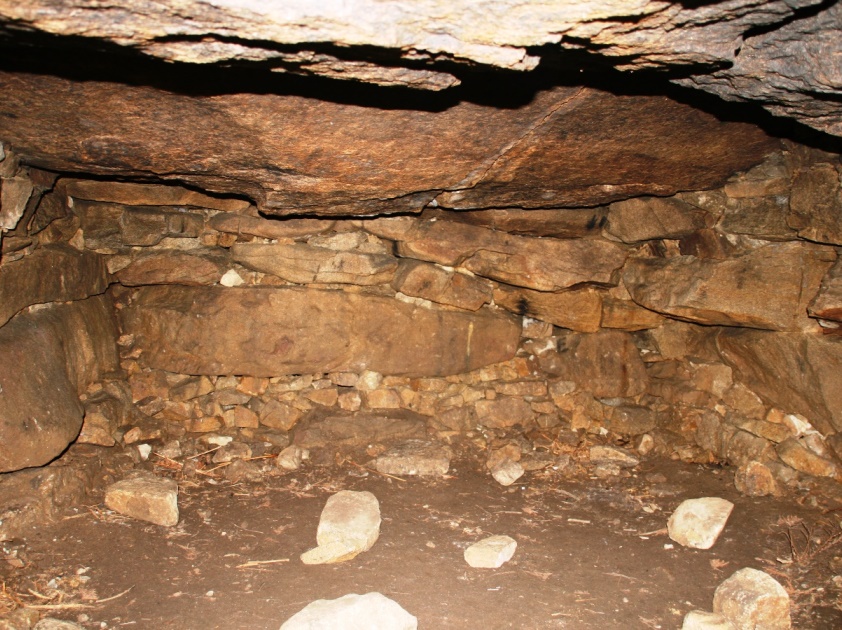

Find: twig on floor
[97,586,134,604]
[348,461,406,482]
[237,559,290,569]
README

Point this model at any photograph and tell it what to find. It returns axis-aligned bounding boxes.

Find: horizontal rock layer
[0,73,776,215]
[120,286,520,377]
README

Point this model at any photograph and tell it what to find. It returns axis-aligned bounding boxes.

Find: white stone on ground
[279,592,417,630]
[104,473,179,527]
[34,620,86,630]
[464,534,518,568]
[490,459,524,486]
[374,440,452,476]
[300,490,381,565]
[681,610,735,629]
[713,568,791,629]
[668,497,734,549]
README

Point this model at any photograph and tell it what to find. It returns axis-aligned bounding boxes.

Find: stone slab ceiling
[0,0,839,138]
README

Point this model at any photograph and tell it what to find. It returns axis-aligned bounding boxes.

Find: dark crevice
[740,0,838,41]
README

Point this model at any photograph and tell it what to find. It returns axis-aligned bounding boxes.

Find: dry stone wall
[1,141,842,491]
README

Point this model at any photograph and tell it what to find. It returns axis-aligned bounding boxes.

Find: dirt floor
[3,449,842,629]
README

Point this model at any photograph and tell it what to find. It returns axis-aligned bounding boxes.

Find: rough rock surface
[0,244,109,327]
[280,592,417,630]
[0,73,776,215]
[0,296,119,472]
[115,250,229,287]
[104,473,179,527]
[120,286,519,377]
[301,491,381,565]
[668,497,734,550]
[713,568,791,630]
[1,1,837,136]
[624,242,835,331]
[717,329,842,435]
[374,440,452,477]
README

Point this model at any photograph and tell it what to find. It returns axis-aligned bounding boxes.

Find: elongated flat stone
[104,474,179,527]
[120,285,519,377]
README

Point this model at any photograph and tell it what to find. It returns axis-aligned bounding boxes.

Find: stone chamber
[0,2,841,629]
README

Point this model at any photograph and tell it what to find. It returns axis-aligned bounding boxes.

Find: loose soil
[3,453,842,629]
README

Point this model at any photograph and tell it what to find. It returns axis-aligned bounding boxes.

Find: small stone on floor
[464,534,518,568]
[713,568,791,629]
[301,490,381,565]
[104,473,179,527]
[279,592,417,630]
[374,439,452,476]
[668,497,734,549]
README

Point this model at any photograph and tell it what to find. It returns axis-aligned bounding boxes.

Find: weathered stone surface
[734,462,780,497]
[713,568,791,630]
[301,490,381,565]
[493,285,602,333]
[276,445,309,471]
[0,174,32,230]
[121,286,519,377]
[34,619,86,630]
[397,219,627,292]
[809,257,842,324]
[589,445,640,468]
[475,397,536,429]
[431,207,609,239]
[602,406,656,437]
[601,294,665,331]
[231,242,398,285]
[668,497,734,550]
[0,296,119,472]
[681,611,735,630]
[116,249,229,286]
[65,179,249,212]
[787,161,842,245]
[374,440,452,477]
[717,329,842,435]
[538,331,648,398]
[624,242,836,331]
[0,72,776,215]
[104,473,179,527]
[776,438,841,480]
[280,592,417,630]
[75,200,204,249]
[464,535,517,569]
[392,260,493,311]
[0,244,109,327]
[294,412,427,451]
[605,197,709,243]
[490,459,525,487]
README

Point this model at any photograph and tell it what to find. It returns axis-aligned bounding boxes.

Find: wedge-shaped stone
[428,207,609,239]
[713,569,791,630]
[0,296,119,472]
[121,286,519,377]
[104,473,179,527]
[66,179,249,212]
[301,491,380,565]
[493,284,602,332]
[717,329,842,435]
[391,260,492,311]
[787,162,842,245]
[231,242,398,285]
[464,535,517,569]
[668,497,734,550]
[0,244,109,327]
[116,249,229,286]
[605,196,709,243]
[397,219,627,291]
[624,242,835,331]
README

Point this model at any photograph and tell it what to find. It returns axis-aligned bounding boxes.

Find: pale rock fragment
[681,610,735,629]
[713,568,791,630]
[490,459,524,486]
[104,473,179,527]
[668,497,734,550]
[279,592,417,630]
[589,445,640,468]
[277,445,309,471]
[464,534,518,569]
[301,491,381,564]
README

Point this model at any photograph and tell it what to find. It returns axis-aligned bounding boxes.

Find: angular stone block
[374,440,452,477]
[494,284,602,333]
[280,592,417,630]
[105,474,179,527]
[668,497,734,550]
[464,535,517,569]
[713,568,791,630]
[392,259,493,311]
[605,196,709,243]
[120,286,519,377]
[301,491,381,564]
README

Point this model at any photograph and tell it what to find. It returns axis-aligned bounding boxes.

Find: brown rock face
[809,258,842,326]
[120,286,519,377]
[396,219,628,292]
[605,197,709,243]
[0,244,110,327]
[0,73,776,215]
[493,285,602,333]
[0,295,119,472]
[391,260,493,311]
[116,250,229,286]
[623,242,836,331]
[717,329,842,435]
